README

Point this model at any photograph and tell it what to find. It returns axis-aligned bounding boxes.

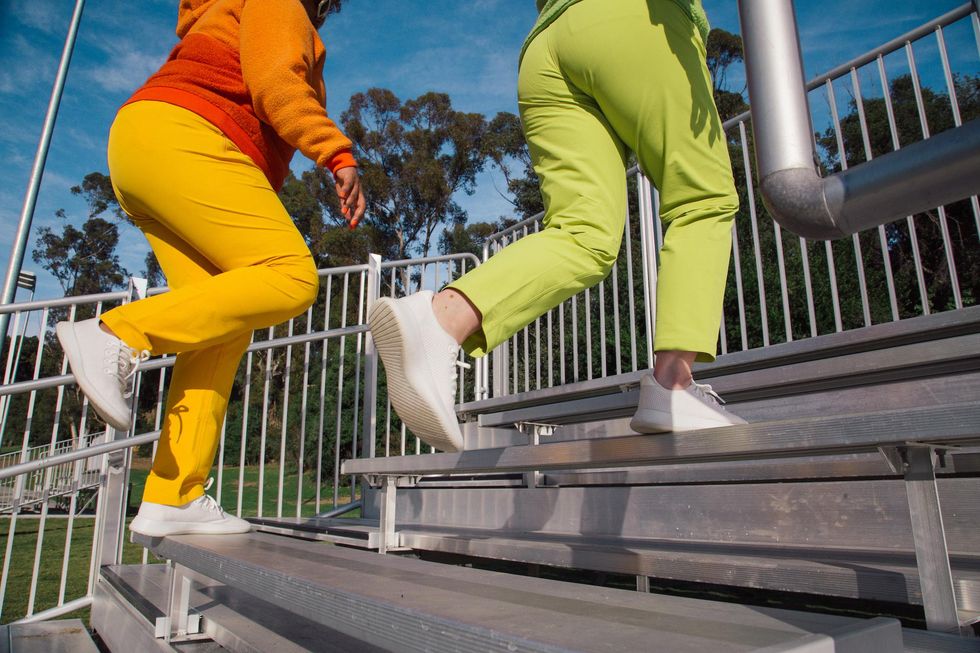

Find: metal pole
[903,447,962,634]
[361,254,381,459]
[0,0,86,344]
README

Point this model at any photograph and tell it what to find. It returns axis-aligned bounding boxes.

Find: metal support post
[359,254,382,512]
[523,428,540,489]
[636,576,650,593]
[378,476,398,554]
[161,562,204,643]
[517,423,554,488]
[902,446,962,634]
[0,0,86,345]
[95,448,129,568]
[361,254,381,461]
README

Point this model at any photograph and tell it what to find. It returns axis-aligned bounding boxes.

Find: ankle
[431,289,481,345]
[653,351,696,390]
[98,320,119,339]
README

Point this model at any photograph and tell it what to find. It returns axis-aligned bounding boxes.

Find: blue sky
[0,0,977,301]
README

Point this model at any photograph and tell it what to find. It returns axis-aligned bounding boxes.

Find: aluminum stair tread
[344,402,980,476]
[394,525,980,606]
[457,306,980,419]
[0,620,100,653]
[249,516,381,548]
[100,564,386,653]
[248,516,376,534]
[133,530,903,653]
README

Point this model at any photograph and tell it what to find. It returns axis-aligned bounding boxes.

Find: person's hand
[333,166,366,229]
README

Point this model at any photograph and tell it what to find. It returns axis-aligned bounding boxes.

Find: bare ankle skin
[431,289,481,345]
[98,320,119,339]
[653,350,697,390]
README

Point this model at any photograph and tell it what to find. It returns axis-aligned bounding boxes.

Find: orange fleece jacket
[125,0,355,191]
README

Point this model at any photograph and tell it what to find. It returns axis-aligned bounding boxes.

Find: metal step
[459,306,980,426]
[249,516,380,548]
[903,629,980,653]
[133,530,905,652]
[94,564,385,653]
[0,620,99,653]
[241,513,980,608]
[394,524,980,609]
[345,402,980,478]
[543,450,980,485]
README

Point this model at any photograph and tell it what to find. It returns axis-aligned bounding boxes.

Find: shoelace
[198,479,227,516]
[448,346,471,401]
[197,493,228,516]
[691,381,726,406]
[104,339,150,399]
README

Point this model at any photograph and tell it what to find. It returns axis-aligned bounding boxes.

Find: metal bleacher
[109,288,980,651]
[3,0,980,651]
[93,0,980,649]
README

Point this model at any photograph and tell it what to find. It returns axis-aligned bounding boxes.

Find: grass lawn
[0,462,359,625]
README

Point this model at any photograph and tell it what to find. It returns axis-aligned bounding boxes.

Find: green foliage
[340,88,504,260]
[32,215,127,299]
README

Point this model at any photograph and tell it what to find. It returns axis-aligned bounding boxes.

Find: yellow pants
[451,0,738,362]
[103,101,319,506]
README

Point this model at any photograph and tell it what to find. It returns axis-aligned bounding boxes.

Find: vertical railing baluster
[937,25,980,242]
[907,42,962,309]
[297,305,313,518]
[878,54,925,317]
[257,326,273,518]
[276,319,294,518]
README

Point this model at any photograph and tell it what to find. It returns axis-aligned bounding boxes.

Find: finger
[344,179,360,212]
[353,190,366,224]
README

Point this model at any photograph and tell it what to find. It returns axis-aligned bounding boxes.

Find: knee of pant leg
[569,227,622,277]
[279,253,320,313]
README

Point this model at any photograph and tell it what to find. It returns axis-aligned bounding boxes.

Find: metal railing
[739,0,980,240]
[484,2,980,397]
[0,253,477,623]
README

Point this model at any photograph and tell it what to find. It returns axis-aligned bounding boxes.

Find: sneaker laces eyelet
[692,382,726,405]
[114,348,150,398]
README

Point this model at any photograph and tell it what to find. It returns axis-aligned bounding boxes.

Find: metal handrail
[379,253,481,270]
[0,0,85,345]
[0,253,483,486]
[0,431,160,482]
[738,0,980,239]
[722,2,976,131]
[0,291,129,315]
[0,323,369,398]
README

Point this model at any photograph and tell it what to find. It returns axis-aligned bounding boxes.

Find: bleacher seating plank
[135,531,903,652]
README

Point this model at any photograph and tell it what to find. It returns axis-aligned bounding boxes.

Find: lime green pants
[450,0,738,362]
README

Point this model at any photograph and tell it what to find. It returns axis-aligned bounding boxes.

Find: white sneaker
[56,318,149,431]
[368,291,467,452]
[630,374,747,433]
[129,493,251,537]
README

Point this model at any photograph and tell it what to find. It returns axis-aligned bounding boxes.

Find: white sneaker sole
[56,321,132,431]
[129,516,251,538]
[369,299,464,452]
[630,409,744,434]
